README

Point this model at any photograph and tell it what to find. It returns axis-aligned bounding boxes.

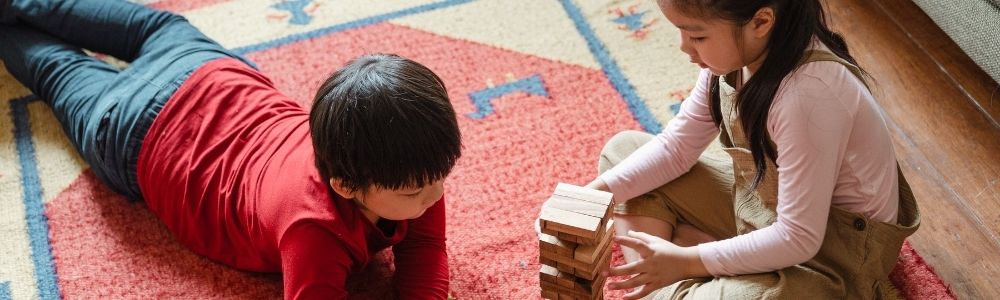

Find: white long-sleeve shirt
[599,49,899,276]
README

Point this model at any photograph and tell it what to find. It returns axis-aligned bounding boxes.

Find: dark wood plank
[828,0,1000,242]
[824,0,1000,298]
[872,0,1000,128]
[889,122,1000,298]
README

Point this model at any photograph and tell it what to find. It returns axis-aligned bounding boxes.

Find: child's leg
[0,24,121,187]
[2,0,251,200]
[3,0,243,65]
[671,223,718,247]
[598,131,738,263]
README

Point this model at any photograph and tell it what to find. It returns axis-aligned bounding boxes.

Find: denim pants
[0,0,254,200]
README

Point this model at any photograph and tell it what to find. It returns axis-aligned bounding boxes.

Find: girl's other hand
[584,178,610,192]
[585,177,620,204]
[605,230,709,300]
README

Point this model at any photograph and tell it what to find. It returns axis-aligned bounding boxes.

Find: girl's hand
[605,230,709,300]
[584,177,610,192]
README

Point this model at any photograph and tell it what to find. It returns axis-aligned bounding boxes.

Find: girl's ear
[329,179,356,199]
[751,7,775,38]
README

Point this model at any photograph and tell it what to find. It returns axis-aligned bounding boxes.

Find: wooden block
[575,219,615,264]
[550,265,608,296]
[541,288,559,299]
[557,261,575,274]
[540,264,577,289]
[560,218,608,246]
[540,281,602,300]
[540,281,584,299]
[558,293,582,300]
[541,215,607,246]
[582,271,608,295]
[540,247,571,263]
[544,231,613,281]
[546,194,610,219]
[555,231,590,245]
[577,240,614,280]
[540,205,602,242]
[540,256,559,267]
[554,183,613,206]
[540,264,558,284]
[540,232,577,257]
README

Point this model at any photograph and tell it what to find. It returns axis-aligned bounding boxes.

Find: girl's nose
[678,33,695,56]
[679,39,695,56]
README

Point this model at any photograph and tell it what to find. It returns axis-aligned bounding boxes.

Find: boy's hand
[605,230,709,300]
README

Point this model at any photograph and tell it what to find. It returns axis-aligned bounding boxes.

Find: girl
[586,0,919,299]
[0,0,459,298]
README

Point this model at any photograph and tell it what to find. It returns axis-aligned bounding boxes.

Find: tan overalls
[598,51,921,299]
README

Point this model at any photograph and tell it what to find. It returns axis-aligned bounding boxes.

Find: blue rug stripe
[0,281,11,300]
[233,0,474,55]
[558,0,662,133]
[11,96,60,300]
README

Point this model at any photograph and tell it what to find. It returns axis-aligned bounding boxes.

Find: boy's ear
[751,7,775,38]
[329,179,356,199]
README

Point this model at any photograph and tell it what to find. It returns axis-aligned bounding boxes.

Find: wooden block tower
[538,183,615,300]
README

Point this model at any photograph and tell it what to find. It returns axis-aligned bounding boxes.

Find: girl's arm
[597,69,720,202]
[392,197,449,298]
[279,222,353,299]
[607,62,875,298]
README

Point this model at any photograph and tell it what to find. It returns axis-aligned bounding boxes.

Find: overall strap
[799,50,871,91]
[714,50,870,149]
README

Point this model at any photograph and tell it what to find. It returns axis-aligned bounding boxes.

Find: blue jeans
[0,0,255,200]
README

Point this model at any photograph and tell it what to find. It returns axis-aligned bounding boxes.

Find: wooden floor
[825,0,1000,298]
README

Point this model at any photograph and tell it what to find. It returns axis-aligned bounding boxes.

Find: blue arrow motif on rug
[467,74,548,120]
[272,0,315,25]
[611,10,649,32]
[1,281,11,300]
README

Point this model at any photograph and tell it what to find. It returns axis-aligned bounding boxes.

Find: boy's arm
[280,222,353,300]
[392,197,449,298]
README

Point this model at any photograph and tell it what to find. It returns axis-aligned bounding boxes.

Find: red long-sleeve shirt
[136,58,449,299]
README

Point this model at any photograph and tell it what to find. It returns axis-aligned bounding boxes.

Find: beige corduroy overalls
[598,51,920,299]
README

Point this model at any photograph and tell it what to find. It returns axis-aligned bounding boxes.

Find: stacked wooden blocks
[538,183,615,300]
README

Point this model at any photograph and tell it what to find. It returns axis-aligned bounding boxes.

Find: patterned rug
[0,0,955,299]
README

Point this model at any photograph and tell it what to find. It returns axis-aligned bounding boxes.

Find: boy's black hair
[309,53,462,192]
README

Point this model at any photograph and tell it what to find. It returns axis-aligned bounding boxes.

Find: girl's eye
[691,37,706,42]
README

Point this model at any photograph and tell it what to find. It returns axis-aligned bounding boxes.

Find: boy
[0,0,461,298]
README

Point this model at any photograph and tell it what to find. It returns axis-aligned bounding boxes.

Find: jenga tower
[538,183,615,300]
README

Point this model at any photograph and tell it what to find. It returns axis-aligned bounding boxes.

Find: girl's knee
[612,213,674,238]
[599,130,654,172]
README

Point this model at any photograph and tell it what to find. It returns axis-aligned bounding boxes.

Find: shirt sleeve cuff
[598,172,625,202]
[697,242,730,277]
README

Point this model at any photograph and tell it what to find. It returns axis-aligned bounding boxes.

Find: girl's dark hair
[669,0,867,191]
[309,53,462,192]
